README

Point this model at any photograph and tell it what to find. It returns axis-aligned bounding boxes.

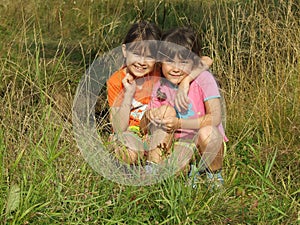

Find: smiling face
[122,43,156,78]
[161,55,194,85]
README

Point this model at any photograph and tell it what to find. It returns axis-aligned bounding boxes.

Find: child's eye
[180,60,193,67]
[164,59,174,63]
[145,55,154,61]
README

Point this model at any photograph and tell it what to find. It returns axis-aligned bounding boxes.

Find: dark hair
[156,27,203,101]
[123,21,161,44]
[123,21,161,58]
[159,27,202,65]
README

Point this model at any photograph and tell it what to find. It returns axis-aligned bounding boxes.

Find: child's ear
[200,56,213,67]
[122,44,127,58]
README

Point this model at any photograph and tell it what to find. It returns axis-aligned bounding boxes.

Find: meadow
[0,0,299,224]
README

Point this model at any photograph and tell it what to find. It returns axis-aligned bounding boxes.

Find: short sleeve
[195,71,221,101]
[107,70,125,107]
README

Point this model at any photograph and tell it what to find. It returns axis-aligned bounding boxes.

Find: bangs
[158,41,196,62]
[126,40,159,56]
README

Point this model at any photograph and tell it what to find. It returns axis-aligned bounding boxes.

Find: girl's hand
[146,109,162,126]
[122,73,136,96]
[154,116,180,132]
[175,56,213,112]
[175,79,191,112]
[201,56,213,67]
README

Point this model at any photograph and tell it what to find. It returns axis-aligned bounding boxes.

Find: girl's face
[161,55,194,85]
[122,44,156,78]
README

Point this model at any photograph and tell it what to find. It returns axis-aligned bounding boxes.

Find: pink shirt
[149,71,228,141]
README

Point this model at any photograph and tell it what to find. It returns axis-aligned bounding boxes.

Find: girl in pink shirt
[141,27,228,188]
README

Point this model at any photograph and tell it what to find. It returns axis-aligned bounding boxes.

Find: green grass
[0,0,299,224]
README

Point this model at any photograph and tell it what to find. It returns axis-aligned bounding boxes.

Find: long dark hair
[159,27,203,66]
[123,21,162,44]
[123,21,162,56]
[156,27,203,101]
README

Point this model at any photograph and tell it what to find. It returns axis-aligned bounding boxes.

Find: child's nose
[172,66,181,73]
[137,55,147,64]
[135,57,145,65]
[173,62,183,70]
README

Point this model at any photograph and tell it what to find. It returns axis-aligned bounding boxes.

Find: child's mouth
[169,73,183,77]
[133,64,147,72]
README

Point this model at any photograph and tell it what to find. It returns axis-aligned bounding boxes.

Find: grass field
[0,0,299,224]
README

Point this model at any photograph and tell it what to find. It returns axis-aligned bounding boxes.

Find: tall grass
[0,0,299,224]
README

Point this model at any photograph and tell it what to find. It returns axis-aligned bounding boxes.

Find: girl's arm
[110,91,134,132]
[110,73,136,132]
[154,98,222,132]
[175,56,213,112]
[179,98,222,129]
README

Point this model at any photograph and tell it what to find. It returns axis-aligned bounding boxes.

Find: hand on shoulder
[201,56,213,67]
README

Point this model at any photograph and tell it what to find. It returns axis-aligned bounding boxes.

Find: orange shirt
[107,67,160,127]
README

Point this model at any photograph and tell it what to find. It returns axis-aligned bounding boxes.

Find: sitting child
[141,27,228,188]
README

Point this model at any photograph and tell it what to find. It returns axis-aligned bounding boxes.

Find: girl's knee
[197,126,213,141]
[115,148,142,164]
[197,126,222,144]
[147,148,163,164]
[158,105,176,119]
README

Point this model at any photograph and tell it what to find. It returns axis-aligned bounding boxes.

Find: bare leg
[169,141,195,176]
[115,147,140,164]
[195,126,224,172]
[147,105,176,164]
[113,131,144,164]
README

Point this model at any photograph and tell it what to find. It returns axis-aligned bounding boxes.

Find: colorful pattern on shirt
[107,67,160,127]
